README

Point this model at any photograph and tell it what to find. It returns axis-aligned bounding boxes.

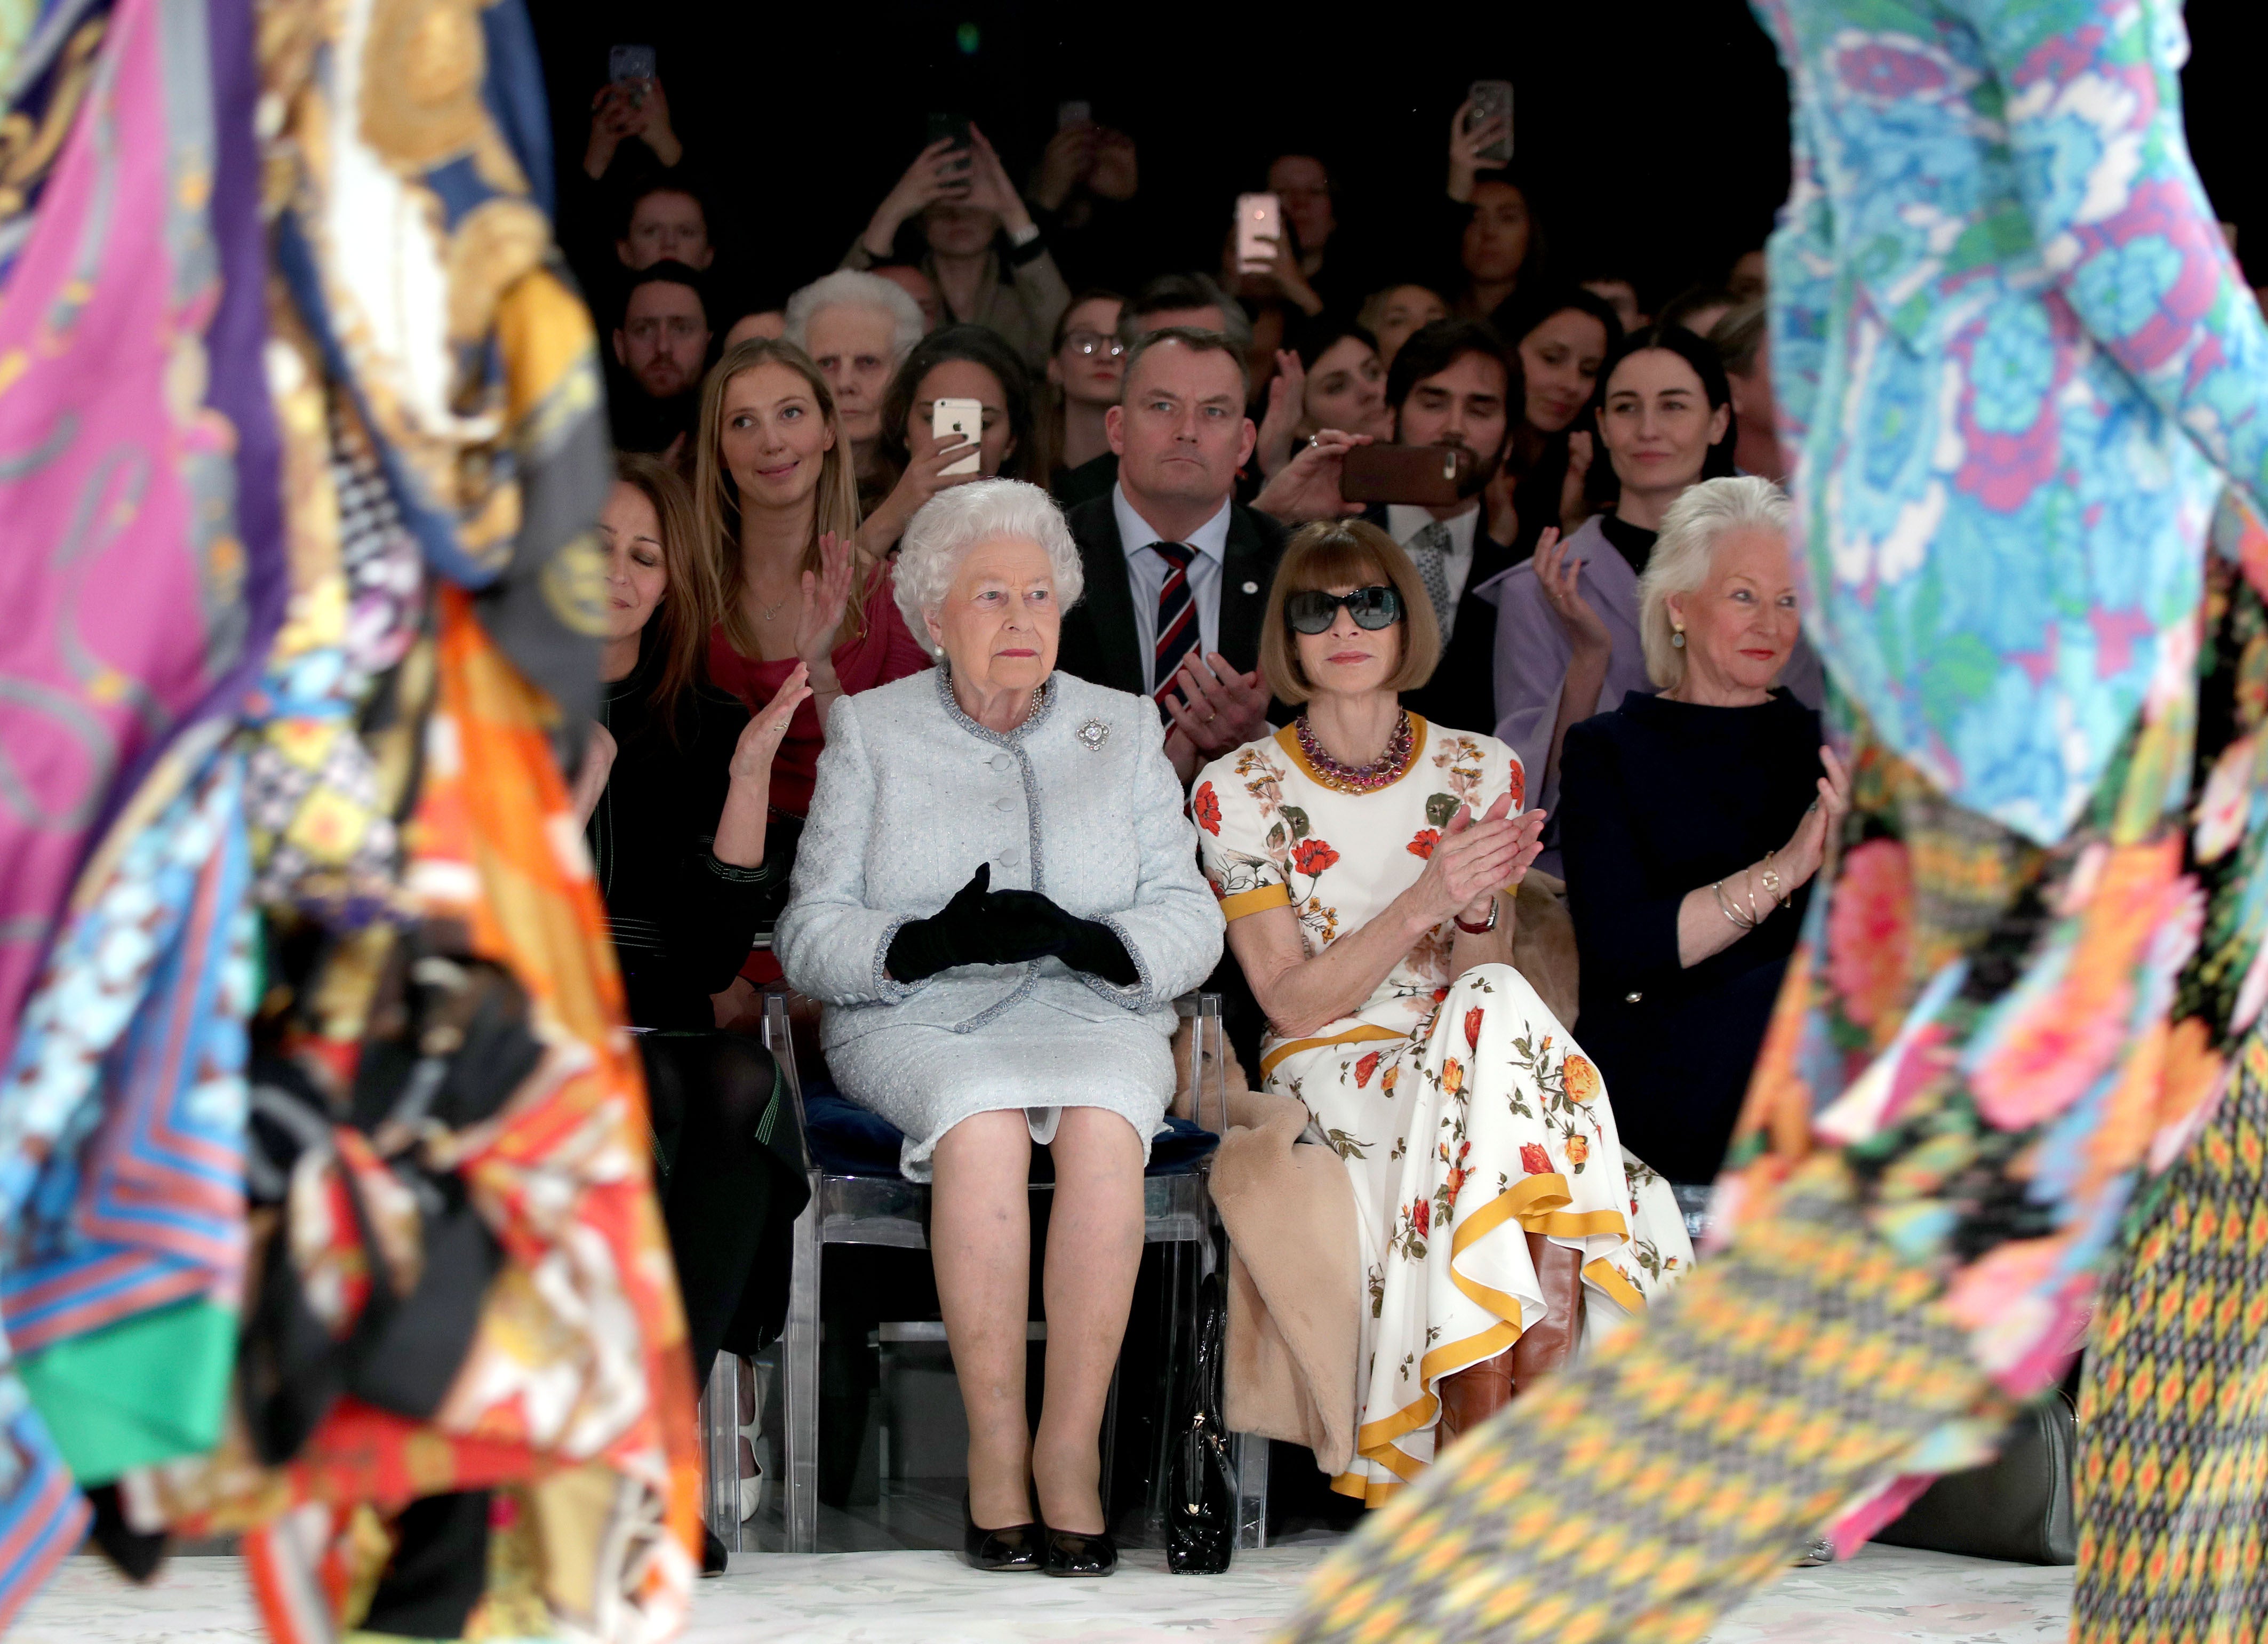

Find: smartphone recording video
[1235,193,1281,275]
[1339,445,1472,507]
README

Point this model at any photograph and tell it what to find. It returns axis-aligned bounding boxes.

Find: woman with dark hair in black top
[573,453,812,1570]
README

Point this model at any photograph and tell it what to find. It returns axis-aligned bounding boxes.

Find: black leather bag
[1165,1269,1239,1574]
[1873,1386,2077,1565]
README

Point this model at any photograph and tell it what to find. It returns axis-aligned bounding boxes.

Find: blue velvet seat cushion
[798,1072,1218,1180]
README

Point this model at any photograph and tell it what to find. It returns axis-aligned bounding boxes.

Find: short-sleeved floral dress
[1195,715,1692,1504]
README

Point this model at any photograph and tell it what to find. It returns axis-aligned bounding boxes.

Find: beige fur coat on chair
[1172,873,1579,1478]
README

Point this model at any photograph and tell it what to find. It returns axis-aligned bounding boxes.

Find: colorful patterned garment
[1275,521,2268,1644]
[0,0,281,1621]
[261,0,610,740]
[2074,1034,2268,1641]
[146,590,700,1643]
[0,0,284,1074]
[1756,0,2268,847]
[0,751,252,1625]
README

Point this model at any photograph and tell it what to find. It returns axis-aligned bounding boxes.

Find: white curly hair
[893,480,1085,658]
[1636,474,1793,689]
[782,269,925,365]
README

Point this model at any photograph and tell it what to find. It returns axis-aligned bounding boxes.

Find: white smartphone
[1235,193,1281,274]
[932,397,983,476]
[1466,79,1514,165]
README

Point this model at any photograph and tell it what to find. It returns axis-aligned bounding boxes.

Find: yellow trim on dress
[1258,1024,1408,1081]
[1583,1256,1646,1315]
[1273,714,1431,792]
[1218,882,1292,921]
[1335,1175,1644,1505]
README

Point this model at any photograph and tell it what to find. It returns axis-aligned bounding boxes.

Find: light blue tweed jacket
[774,666,1223,1050]
[1753,0,2268,842]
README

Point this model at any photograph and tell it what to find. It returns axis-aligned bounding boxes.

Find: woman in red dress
[693,337,932,823]
[692,339,931,992]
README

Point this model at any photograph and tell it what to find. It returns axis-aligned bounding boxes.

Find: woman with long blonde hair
[696,338,931,827]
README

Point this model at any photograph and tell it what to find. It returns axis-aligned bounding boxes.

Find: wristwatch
[1453,897,1499,936]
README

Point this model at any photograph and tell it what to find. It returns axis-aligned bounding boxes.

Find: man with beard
[609,260,711,461]
[1371,318,1519,727]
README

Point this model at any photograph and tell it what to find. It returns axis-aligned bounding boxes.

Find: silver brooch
[1077,719,1109,751]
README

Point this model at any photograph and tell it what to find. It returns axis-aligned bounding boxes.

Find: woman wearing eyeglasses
[1194,519,1690,1508]
[1042,290,1125,483]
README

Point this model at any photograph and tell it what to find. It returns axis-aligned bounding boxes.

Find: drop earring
[1671,623,1686,649]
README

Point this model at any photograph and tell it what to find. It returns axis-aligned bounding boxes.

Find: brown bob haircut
[1258,518,1441,705]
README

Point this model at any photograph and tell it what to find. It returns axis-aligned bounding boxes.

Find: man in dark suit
[1052,274,1253,512]
[1371,318,1522,732]
[1058,327,1289,785]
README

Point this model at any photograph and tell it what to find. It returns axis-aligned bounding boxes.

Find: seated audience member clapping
[1487,323,1739,813]
[610,261,712,459]
[1044,289,1126,483]
[569,456,812,1571]
[776,480,1223,1575]
[1056,328,1287,785]
[785,270,928,513]
[696,339,930,834]
[844,125,1071,374]
[860,325,1038,556]
[1253,317,1394,478]
[573,453,804,1026]
[1555,477,1850,1191]
[1194,520,1690,1502]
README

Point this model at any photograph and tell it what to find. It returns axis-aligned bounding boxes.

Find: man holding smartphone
[1375,318,1520,729]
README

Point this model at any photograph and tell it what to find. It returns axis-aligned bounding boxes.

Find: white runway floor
[11,1542,2074,1643]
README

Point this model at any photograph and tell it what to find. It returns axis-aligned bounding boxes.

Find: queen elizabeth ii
[774,478,1222,1576]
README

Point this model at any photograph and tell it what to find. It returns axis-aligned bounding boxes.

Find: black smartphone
[1339,445,1472,507]
[1466,79,1514,166]
[925,111,972,186]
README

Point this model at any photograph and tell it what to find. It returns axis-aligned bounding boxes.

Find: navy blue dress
[1555,688,1823,1184]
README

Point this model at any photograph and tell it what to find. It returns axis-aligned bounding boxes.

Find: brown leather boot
[1507,1231,1585,1391]
[1434,1353,1513,1450]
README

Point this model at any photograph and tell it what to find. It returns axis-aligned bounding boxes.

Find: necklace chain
[1296,711,1415,794]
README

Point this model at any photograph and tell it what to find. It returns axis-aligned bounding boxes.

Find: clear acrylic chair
[698,990,1267,1560]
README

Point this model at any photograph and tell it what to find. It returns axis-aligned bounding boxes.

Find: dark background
[529,0,2261,312]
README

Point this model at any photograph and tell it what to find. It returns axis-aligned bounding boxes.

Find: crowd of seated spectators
[561,66,1846,1575]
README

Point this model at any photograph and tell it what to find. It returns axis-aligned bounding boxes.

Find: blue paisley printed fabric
[1754,0,2268,845]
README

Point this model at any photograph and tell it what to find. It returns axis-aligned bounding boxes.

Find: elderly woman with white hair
[1555,475,1852,1198]
[784,268,929,514]
[774,478,1222,1577]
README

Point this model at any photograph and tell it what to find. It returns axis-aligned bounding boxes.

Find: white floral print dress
[1194,716,1693,1504]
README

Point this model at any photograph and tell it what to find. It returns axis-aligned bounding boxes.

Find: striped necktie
[1151,541,1196,701]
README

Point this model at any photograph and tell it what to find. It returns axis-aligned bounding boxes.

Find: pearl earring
[1671,624,1686,649]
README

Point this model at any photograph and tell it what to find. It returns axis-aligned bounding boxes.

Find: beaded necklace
[1295,710,1415,794]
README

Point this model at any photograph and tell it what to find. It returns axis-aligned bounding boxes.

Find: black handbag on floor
[1873,1385,2077,1565]
[1165,1268,1238,1574]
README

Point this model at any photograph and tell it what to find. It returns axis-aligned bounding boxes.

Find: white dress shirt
[1385,502,1480,644]
[1113,483,1234,696]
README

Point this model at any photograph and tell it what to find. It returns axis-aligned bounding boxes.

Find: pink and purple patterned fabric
[0,0,282,1073]
[0,0,277,1616]
[1754,0,2268,845]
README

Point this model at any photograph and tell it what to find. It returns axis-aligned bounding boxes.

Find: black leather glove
[886,864,1067,981]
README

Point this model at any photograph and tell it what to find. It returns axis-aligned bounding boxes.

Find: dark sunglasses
[1285,585,1404,635]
